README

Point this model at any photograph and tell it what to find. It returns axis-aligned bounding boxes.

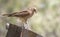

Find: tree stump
[6,23,43,37]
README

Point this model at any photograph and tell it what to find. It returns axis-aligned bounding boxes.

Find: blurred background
[0,0,60,37]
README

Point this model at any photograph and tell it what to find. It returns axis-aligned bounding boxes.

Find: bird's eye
[33,9,36,12]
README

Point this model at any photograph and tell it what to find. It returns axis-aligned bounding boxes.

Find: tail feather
[3,14,13,17]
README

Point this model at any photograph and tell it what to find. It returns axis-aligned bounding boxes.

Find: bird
[3,7,37,24]
[3,7,37,37]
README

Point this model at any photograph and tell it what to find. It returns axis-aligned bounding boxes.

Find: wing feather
[3,10,30,17]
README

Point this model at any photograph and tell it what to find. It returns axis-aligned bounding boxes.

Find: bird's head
[29,7,37,13]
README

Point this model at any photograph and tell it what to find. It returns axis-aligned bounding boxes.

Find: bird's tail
[3,14,13,17]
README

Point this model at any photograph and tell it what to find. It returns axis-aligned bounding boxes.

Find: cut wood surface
[6,23,42,37]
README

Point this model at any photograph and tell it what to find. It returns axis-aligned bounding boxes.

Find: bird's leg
[19,18,27,37]
[20,22,25,37]
[20,24,24,37]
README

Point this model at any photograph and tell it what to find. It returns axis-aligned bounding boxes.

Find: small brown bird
[3,8,37,37]
[3,8,36,24]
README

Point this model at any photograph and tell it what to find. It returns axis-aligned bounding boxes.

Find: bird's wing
[13,11,30,17]
[3,11,30,17]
